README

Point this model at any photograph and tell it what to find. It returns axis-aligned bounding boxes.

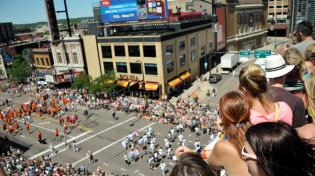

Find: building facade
[288,0,315,33]
[223,0,268,51]
[50,35,86,84]
[84,19,215,98]
[32,48,54,81]
[267,0,290,35]
[0,54,7,79]
[0,23,15,45]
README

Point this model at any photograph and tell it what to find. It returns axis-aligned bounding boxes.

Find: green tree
[91,71,118,93]
[71,72,91,89]
[8,55,32,83]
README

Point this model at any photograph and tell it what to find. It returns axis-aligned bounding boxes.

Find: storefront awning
[145,82,159,91]
[105,80,114,84]
[129,81,138,87]
[180,72,191,81]
[117,80,129,87]
[168,78,182,88]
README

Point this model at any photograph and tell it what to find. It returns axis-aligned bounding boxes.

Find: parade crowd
[1,21,315,176]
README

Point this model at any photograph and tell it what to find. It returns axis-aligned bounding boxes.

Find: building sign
[100,0,169,23]
[239,49,251,62]
[119,74,140,81]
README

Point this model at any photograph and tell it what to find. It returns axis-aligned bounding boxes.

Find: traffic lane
[84,121,212,175]
[51,117,154,165]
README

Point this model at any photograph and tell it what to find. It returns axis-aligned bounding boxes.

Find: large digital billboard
[100,0,168,23]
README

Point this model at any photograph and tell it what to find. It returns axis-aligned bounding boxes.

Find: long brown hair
[219,91,251,154]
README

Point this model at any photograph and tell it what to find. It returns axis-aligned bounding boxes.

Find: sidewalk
[169,65,220,106]
[169,37,289,105]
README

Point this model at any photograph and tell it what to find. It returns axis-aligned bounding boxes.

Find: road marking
[38,122,50,125]
[16,119,74,138]
[29,130,92,159]
[72,122,156,166]
[134,169,139,173]
[108,121,115,124]
[20,135,26,138]
[139,173,145,176]
[51,116,138,156]
[120,168,126,171]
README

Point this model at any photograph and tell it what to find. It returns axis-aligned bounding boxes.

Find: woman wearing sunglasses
[176,91,252,176]
[242,122,315,176]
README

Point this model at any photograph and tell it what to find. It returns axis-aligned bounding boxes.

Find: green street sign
[254,50,272,59]
[239,50,251,58]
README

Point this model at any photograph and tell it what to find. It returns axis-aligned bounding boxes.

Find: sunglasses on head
[241,146,257,160]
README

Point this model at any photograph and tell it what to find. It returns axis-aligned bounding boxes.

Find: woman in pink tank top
[239,64,293,125]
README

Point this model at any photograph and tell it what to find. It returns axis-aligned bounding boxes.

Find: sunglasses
[241,146,257,160]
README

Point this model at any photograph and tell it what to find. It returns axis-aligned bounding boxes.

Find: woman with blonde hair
[238,64,293,125]
[284,47,305,80]
[176,91,252,176]
[305,44,315,76]
[305,76,315,122]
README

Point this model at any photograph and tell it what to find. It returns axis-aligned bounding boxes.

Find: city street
[0,92,215,175]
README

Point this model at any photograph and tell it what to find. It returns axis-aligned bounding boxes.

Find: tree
[7,55,32,83]
[71,71,118,94]
[91,71,118,93]
[71,72,92,89]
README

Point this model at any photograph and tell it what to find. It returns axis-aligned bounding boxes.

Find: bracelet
[201,149,207,160]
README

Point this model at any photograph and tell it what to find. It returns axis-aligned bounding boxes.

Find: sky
[0,0,100,24]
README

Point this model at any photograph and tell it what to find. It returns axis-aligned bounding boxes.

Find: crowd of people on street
[1,20,315,176]
[0,145,114,176]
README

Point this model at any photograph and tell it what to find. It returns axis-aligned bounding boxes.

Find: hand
[175,146,193,157]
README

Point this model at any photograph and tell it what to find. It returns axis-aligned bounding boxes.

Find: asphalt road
[0,92,214,176]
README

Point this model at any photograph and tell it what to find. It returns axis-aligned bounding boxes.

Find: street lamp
[135,60,145,96]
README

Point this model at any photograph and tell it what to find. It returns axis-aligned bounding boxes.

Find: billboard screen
[100,0,168,23]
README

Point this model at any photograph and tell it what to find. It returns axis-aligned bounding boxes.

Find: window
[103,62,114,73]
[179,54,186,67]
[57,53,62,63]
[128,46,140,57]
[145,63,158,75]
[130,63,142,74]
[41,58,45,66]
[191,50,196,61]
[116,62,127,73]
[166,60,174,73]
[190,37,196,47]
[73,53,78,64]
[276,5,282,8]
[35,58,39,65]
[269,6,274,8]
[283,5,288,8]
[66,53,70,64]
[201,46,206,56]
[276,12,281,15]
[179,41,185,51]
[209,41,213,49]
[101,46,112,58]
[143,45,156,57]
[165,45,173,56]
[114,46,125,57]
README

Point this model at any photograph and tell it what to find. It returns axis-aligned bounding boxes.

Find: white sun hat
[265,54,295,79]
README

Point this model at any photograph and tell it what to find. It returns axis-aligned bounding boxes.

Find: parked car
[209,74,222,83]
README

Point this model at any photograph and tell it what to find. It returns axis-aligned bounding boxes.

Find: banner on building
[100,0,169,23]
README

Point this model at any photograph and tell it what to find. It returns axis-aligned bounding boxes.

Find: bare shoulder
[208,140,239,167]
[213,140,238,155]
